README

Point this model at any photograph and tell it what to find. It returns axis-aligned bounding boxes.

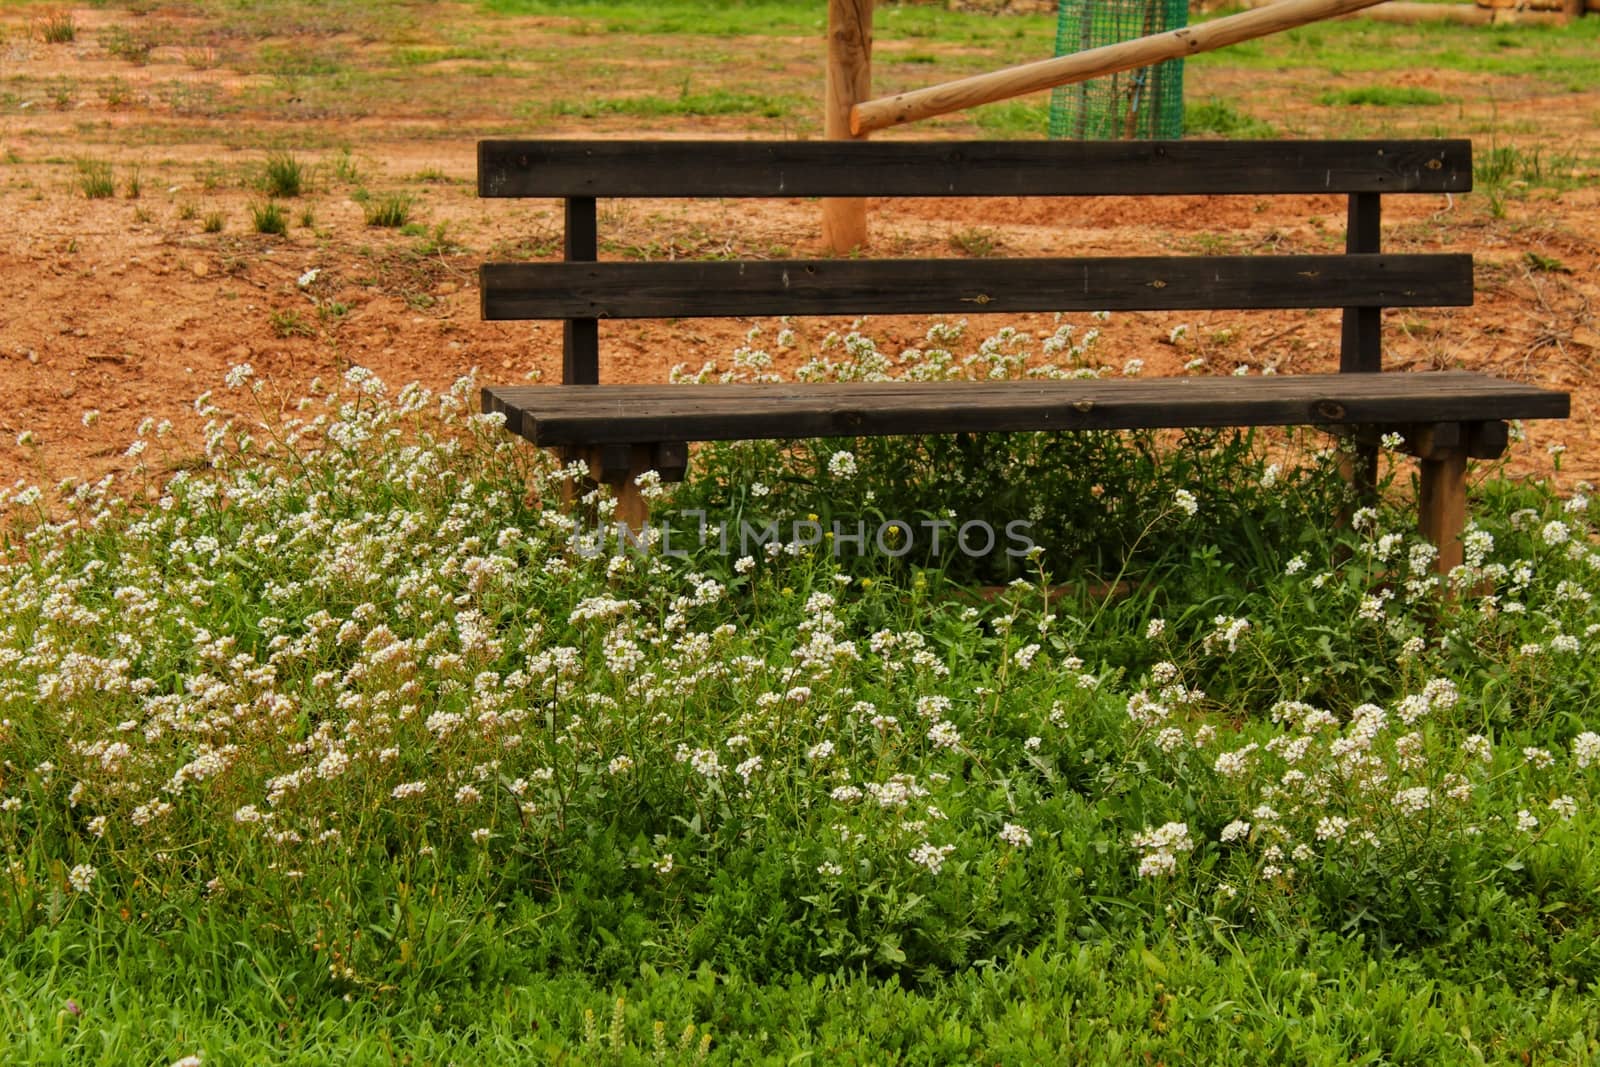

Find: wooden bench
[475,139,1570,573]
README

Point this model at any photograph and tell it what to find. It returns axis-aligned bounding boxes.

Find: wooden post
[1341,191,1381,501]
[1415,425,1468,576]
[563,444,652,534]
[563,197,599,385]
[824,0,872,254]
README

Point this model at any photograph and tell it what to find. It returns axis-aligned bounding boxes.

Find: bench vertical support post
[560,445,652,535]
[1416,424,1468,576]
[1418,450,1468,577]
[564,196,599,385]
[1340,191,1382,501]
[823,0,873,254]
[1340,192,1382,374]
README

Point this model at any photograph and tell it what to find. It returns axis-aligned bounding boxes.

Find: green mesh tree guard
[1048,0,1186,140]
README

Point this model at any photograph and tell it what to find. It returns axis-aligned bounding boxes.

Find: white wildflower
[908,842,957,875]
[1314,816,1349,842]
[927,720,961,750]
[68,864,96,893]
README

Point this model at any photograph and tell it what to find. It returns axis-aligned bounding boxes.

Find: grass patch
[1475,141,1583,216]
[268,308,314,337]
[947,227,1003,257]
[251,200,288,235]
[75,159,115,199]
[1318,85,1448,107]
[101,24,155,64]
[970,98,1050,138]
[256,42,351,78]
[550,85,799,120]
[329,149,364,185]
[362,193,412,227]
[482,0,1056,46]
[202,210,225,233]
[1184,98,1277,138]
[261,151,305,197]
[37,10,75,43]
[1187,14,1600,91]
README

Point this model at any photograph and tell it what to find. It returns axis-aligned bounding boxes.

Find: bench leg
[1417,446,1468,577]
[559,442,688,535]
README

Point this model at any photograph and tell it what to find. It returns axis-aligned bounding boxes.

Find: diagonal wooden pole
[851,0,1392,135]
[823,0,873,254]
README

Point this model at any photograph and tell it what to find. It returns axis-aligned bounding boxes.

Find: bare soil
[2,5,1597,493]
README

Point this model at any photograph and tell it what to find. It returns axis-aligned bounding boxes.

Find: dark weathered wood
[1340,192,1383,498]
[1341,193,1383,373]
[483,372,1570,447]
[563,197,599,385]
[478,140,1472,198]
[1325,419,1511,461]
[483,254,1473,321]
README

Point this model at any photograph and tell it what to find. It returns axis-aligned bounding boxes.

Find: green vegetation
[38,10,75,44]
[1185,98,1277,138]
[1188,13,1600,90]
[1318,85,1448,107]
[328,148,364,185]
[550,85,799,120]
[5,1,1600,1060]
[1475,141,1584,217]
[74,159,114,200]
[268,308,313,337]
[101,24,155,65]
[261,151,305,198]
[2,327,1598,1060]
[970,98,1052,138]
[362,192,413,227]
[250,200,287,235]
[947,227,1002,258]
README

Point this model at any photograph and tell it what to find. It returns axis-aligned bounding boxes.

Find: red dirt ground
[2,6,1597,495]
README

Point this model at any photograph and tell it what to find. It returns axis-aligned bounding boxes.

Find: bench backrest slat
[482,254,1473,321]
[479,139,1472,199]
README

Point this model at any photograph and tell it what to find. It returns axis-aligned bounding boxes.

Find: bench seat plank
[479,140,1471,198]
[485,371,1568,447]
[482,254,1473,320]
